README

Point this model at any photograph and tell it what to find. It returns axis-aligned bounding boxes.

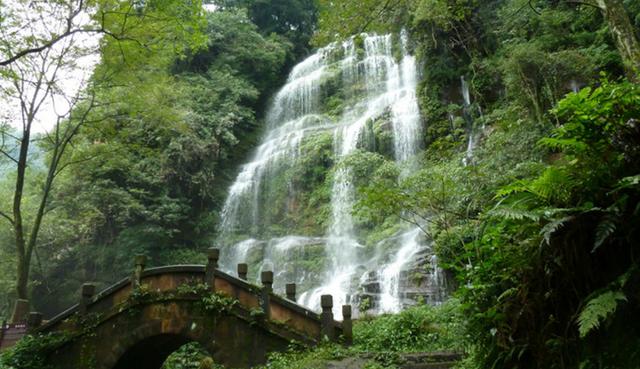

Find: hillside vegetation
[1,0,639,368]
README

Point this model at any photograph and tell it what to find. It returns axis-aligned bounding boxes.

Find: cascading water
[218,32,448,318]
[378,228,423,313]
[461,76,476,166]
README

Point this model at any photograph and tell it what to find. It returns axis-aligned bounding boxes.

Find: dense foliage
[318,1,640,368]
[0,333,70,369]
[258,299,466,369]
[1,0,639,368]
[0,1,309,316]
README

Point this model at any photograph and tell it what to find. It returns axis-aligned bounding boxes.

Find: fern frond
[539,137,588,153]
[488,206,541,221]
[540,216,574,245]
[495,181,529,198]
[592,214,617,252]
[611,175,640,193]
[577,291,626,338]
[528,167,574,204]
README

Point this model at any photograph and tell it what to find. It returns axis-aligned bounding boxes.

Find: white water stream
[218,32,447,318]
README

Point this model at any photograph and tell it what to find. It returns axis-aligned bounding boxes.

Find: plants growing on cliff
[356,158,475,238]
[453,79,640,369]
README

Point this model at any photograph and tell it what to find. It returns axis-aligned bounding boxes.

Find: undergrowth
[258,298,467,369]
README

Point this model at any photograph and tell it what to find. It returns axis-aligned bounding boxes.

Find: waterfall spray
[218,32,448,318]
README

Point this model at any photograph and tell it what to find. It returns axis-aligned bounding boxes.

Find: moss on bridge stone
[40,284,321,368]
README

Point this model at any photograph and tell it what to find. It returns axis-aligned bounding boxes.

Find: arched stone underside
[49,300,295,369]
[113,333,191,369]
[37,263,347,369]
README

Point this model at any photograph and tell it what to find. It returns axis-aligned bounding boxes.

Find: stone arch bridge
[12,249,351,369]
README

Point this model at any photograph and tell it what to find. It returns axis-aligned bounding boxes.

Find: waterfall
[461,76,478,167]
[378,228,423,313]
[218,32,447,318]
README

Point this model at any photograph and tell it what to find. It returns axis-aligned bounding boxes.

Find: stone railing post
[10,299,29,323]
[261,271,273,319]
[27,312,43,332]
[286,283,296,301]
[206,248,219,291]
[237,263,248,280]
[79,283,96,315]
[342,305,353,345]
[320,295,335,341]
[132,255,146,288]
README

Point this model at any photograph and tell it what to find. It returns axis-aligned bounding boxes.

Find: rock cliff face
[216,32,451,318]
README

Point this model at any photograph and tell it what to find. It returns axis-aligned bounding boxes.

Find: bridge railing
[0,310,43,351]
[0,322,27,351]
[35,248,351,345]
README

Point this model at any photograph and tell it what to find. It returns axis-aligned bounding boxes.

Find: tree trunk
[15,252,30,302]
[13,131,30,302]
[596,0,640,81]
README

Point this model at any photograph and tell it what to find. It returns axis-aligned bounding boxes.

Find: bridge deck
[38,265,342,340]
[1,252,350,368]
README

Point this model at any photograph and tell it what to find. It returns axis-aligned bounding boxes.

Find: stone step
[325,352,462,369]
[402,362,458,369]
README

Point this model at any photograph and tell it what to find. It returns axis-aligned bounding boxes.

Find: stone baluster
[261,271,273,319]
[79,283,96,315]
[286,283,296,301]
[320,295,335,341]
[27,312,43,331]
[206,248,219,291]
[132,255,146,288]
[237,263,248,280]
[342,305,353,345]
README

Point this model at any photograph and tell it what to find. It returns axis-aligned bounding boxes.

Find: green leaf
[488,206,541,221]
[592,214,617,252]
[540,216,574,246]
[577,291,627,338]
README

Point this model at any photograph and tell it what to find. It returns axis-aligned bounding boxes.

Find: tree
[0,0,206,67]
[524,0,639,80]
[312,0,411,45]
[0,25,97,321]
[18,8,292,315]
[212,0,317,56]
[0,0,205,321]
[312,0,639,81]
[593,0,640,80]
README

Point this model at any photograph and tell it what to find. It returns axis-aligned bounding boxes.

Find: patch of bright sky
[0,0,100,134]
[1,1,215,134]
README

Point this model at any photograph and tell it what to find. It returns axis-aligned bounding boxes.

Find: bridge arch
[35,256,348,368]
[104,311,207,369]
[113,333,193,369]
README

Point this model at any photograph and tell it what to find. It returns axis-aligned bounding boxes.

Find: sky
[0,0,100,134]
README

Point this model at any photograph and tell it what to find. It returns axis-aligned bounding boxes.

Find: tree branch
[0,148,18,164]
[358,0,404,34]
[528,0,542,15]
[0,1,146,67]
[0,0,85,66]
[0,210,14,225]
